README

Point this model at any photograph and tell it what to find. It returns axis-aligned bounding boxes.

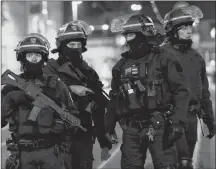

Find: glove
[109,129,119,144]
[101,147,111,161]
[206,121,216,139]
[69,85,94,96]
[105,132,118,145]
[5,154,19,169]
[8,90,31,105]
[167,123,185,148]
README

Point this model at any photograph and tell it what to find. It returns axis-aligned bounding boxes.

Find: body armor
[114,50,171,116]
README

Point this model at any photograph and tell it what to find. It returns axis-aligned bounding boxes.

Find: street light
[102,24,109,30]
[90,25,95,31]
[72,1,83,20]
[131,4,142,11]
[210,27,215,39]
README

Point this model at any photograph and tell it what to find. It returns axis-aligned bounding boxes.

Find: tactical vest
[114,51,172,115]
[11,74,65,137]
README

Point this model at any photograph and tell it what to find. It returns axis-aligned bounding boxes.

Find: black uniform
[161,42,216,158]
[1,73,76,169]
[43,58,112,169]
[105,46,190,169]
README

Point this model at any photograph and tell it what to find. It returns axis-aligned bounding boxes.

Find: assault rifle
[1,69,86,131]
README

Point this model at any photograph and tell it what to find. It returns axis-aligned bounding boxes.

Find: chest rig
[16,74,62,136]
[118,51,169,113]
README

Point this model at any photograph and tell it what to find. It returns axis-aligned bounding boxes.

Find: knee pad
[178,159,193,169]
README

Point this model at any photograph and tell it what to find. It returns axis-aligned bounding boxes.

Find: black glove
[165,123,185,149]
[5,154,19,169]
[206,121,216,139]
[105,131,119,145]
[109,129,119,144]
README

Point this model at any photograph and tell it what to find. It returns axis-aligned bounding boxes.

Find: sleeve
[104,66,121,134]
[1,92,16,128]
[56,80,79,115]
[1,86,19,128]
[164,56,190,124]
[92,106,112,150]
[199,55,215,122]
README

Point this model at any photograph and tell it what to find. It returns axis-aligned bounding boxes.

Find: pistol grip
[27,106,41,122]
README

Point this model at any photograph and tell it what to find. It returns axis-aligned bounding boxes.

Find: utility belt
[17,138,58,150]
[121,108,172,130]
[124,118,150,129]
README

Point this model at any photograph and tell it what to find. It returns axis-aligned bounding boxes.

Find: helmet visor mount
[111,14,157,37]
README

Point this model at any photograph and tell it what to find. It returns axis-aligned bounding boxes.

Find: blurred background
[1,1,215,169]
[1,1,216,91]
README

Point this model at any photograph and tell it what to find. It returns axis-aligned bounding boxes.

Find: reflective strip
[123,23,154,29]
[19,44,48,49]
[63,32,84,36]
[164,15,192,24]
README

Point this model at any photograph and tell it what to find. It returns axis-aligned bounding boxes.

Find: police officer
[42,20,112,169]
[1,33,78,169]
[162,5,216,168]
[105,13,190,169]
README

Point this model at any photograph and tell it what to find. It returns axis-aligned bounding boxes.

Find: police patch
[30,38,36,43]
[71,25,77,31]
[175,62,183,72]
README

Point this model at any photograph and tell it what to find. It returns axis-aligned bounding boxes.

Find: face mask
[22,57,44,78]
[125,32,151,58]
[59,41,83,65]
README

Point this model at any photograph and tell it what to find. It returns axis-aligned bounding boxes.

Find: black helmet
[53,20,92,53]
[111,13,157,36]
[15,33,50,62]
[164,5,203,34]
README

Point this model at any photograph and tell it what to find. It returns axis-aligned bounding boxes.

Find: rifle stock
[1,69,86,131]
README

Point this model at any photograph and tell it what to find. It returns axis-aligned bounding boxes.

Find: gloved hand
[206,121,216,139]
[167,123,185,148]
[110,129,119,144]
[5,154,19,169]
[101,147,111,161]
[105,132,119,145]
[69,85,94,96]
[8,90,31,105]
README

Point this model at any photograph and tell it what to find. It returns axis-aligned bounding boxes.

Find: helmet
[173,1,189,9]
[55,20,92,50]
[164,5,203,34]
[15,33,50,61]
[111,13,157,36]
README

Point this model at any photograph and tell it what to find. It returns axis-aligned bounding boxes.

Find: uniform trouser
[120,125,178,169]
[19,146,64,169]
[62,134,94,169]
[184,111,198,159]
